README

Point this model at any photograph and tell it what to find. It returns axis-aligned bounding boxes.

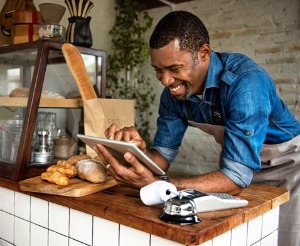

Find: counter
[0,176,289,246]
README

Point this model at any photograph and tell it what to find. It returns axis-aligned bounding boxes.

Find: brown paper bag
[83,98,135,155]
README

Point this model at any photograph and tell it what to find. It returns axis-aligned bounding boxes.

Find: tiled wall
[0,186,279,246]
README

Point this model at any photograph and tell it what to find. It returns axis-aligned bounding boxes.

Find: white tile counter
[0,178,289,246]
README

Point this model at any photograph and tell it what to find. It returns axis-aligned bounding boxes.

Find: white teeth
[170,84,182,92]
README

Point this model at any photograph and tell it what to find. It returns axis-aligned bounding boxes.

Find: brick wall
[146,0,300,174]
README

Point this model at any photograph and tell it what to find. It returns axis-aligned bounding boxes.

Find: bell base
[159,212,201,225]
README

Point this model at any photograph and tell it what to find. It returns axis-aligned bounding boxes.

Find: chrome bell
[159,194,201,225]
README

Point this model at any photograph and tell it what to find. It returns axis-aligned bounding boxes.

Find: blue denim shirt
[152,51,300,188]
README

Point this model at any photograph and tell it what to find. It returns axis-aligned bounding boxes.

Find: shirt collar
[188,51,223,103]
[204,50,224,89]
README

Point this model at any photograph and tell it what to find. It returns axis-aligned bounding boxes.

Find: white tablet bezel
[77,134,166,175]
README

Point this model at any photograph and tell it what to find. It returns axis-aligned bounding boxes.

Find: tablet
[77,134,166,175]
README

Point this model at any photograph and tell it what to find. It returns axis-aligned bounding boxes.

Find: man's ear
[199,44,211,60]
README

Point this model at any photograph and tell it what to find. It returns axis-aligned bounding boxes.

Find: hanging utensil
[81,1,94,18]
[65,0,74,17]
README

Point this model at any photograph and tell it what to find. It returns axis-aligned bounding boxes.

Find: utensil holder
[66,16,92,47]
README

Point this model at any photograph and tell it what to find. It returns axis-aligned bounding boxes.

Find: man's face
[150,39,209,100]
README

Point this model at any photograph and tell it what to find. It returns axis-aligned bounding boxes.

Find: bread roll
[9,87,30,97]
[47,160,77,178]
[76,160,107,183]
[62,43,97,100]
[41,170,70,186]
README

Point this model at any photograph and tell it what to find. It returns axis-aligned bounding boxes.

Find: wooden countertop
[0,176,289,245]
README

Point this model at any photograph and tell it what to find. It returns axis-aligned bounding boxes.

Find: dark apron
[188,120,300,246]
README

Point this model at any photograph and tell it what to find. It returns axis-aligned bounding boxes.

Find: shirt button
[245,130,251,136]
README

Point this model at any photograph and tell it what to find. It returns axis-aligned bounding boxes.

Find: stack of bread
[41,154,108,186]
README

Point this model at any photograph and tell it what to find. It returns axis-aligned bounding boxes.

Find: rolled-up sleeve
[219,156,255,188]
[150,146,178,165]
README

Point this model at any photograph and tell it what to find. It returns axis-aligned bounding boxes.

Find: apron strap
[185,100,194,121]
[185,89,224,125]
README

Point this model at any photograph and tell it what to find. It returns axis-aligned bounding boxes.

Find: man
[94,11,300,246]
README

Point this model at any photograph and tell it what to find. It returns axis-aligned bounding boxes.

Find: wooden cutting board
[19,176,117,197]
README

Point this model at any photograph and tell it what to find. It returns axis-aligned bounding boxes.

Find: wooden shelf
[0,97,82,108]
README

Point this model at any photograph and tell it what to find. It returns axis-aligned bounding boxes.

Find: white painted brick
[262,207,279,238]
[30,224,48,246]
[231,223,247,246]
[119,224,150,246]
[49,230,68,246]
[212,230,231,246]
[69,209,93,245]
[15,192,30,221]
[0,211,14,243]
[49,202,69,236]
[0,187,14,214]
[14,217,30,246]
[151,234,184,246]
[30,196,49,228]
[93,216,119,246]
[247,215,263,246]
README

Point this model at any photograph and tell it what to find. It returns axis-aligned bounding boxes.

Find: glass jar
[5,115,23,162]
[53,135,72,159]
[0,120,8,161]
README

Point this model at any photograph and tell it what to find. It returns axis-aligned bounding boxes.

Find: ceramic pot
[66,16,92,47]
[38,24,66,41]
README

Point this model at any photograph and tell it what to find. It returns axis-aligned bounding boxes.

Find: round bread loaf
[67,154,92,165]
[76,159,107,183]
[9,87,30,97]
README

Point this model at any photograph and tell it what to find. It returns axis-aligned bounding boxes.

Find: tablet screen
[77,134,166,175]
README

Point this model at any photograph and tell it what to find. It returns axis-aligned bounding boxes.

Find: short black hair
[149,11,209,54]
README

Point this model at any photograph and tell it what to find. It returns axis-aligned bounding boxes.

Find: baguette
[62,43,97,100]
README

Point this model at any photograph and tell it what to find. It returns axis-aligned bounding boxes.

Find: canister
[53,135,72,159]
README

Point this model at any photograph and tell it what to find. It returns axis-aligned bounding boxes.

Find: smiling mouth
[169,82,193,100]
[170,84,184,92]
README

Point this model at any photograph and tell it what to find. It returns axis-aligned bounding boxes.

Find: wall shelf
[0,97,82,108]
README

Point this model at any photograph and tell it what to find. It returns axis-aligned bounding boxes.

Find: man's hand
[104,124,147,153]
[93,143,157,189]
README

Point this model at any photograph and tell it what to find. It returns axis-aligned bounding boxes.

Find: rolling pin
[62,43,97,100]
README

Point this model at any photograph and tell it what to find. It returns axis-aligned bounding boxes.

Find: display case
[0,40,106,181]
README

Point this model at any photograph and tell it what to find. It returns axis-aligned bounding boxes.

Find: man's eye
[170,67,180,72]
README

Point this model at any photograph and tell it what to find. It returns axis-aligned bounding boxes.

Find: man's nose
[160,71,175,87]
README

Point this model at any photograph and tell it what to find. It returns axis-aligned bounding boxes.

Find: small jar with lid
[53,135,71,159]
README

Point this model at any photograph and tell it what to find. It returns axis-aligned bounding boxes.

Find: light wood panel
[0,97,82,108]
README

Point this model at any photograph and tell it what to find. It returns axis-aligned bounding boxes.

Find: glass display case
[0,40,106,180]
